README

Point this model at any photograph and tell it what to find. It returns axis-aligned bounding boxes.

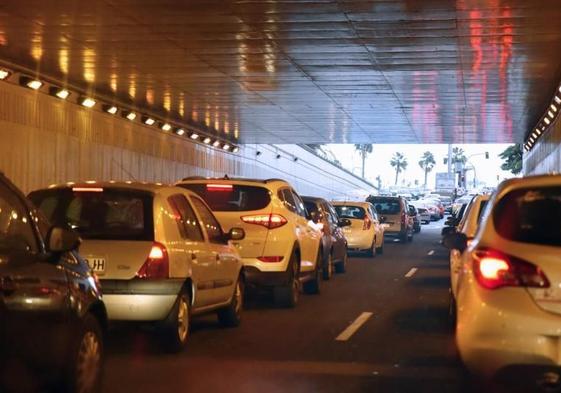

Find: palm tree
[418,151,436,188]
[390,152,408,185]
[452,147,467,165]
[354,144,373,178]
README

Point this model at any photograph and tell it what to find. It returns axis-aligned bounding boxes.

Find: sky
[323,144,516,190]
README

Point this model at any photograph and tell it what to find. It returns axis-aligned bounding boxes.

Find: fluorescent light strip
[80,97,96,108]
[544,117,551,125]
[161,123,172,132]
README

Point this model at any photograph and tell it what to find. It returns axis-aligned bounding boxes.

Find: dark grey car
[0,173,107,393]
[302,196,350,280]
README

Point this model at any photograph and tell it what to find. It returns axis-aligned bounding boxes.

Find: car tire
[273,251,299,308]
[366,238,377,258]
[65,313,104,393]
[400,232,408,243]
[408,232,413,242]
[161,288,190,353]
[335,251,347,273]
[448,290,457,332]
[322,250,333,281]
[303,255,321,295]
[217,276,244,327]
[375,242,384,255]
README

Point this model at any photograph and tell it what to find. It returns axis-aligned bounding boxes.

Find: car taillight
[257,256,284,263]
[471,249,550,290]
[241,214,287,229]
[136,242,169,279]
[363,217,372,230]
[401,212,406,225]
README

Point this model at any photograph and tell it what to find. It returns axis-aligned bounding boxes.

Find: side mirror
[226,227,245,241]
[338,218,351,228]
[47,226,81,253]
[443,232,468,252]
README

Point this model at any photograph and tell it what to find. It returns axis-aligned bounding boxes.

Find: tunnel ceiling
[1,0,561,144]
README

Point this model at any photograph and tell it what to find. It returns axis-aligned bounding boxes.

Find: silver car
[29,182,245,352]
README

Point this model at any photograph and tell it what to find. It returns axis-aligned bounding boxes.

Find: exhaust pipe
[537,371,561,392]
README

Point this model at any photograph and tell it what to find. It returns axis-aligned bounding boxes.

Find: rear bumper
[243,266,291,287]
[100,279,183,321]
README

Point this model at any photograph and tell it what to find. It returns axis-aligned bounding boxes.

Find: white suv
[29,182,245,352]
[177,177,323,307]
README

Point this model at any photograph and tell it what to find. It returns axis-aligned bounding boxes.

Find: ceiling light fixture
[555,96,561,105]
[19,76,43,90]
[232,147,240,153]
[175,128,185,136]
[203,137,211,144]
[102,104,118,114]
[0,68,11,80]
[190,133,199,140]
[142,116,156,126]
[212,140,221,147]
[544,117,551,125]
[536,128,542,136]
[161,123,172,132]
[551,104,558,113]
[122,111,137,121]
[548,111,555,119]
[79,97,96,108]
[49,86,70,100]
[223,144,230,151]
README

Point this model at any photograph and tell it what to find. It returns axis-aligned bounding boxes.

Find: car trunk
[213,209,272,258]
[520,248,561,315]
[79,240,154,280]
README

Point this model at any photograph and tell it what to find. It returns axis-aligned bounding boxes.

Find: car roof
[301,196,328,203]
[36,181,170,193]
[332,201,371,207]
[178,176,288,186]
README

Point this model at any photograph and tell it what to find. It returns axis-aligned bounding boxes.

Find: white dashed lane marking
[405,268,418,278]
[336,312,373,342]
[427,250,435,256]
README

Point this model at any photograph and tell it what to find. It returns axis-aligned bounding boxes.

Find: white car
[448,194,490,300]
[332,201,384,256]
[410,201,431,224]
[444,175,561,384]
[29,182,245,352]
[177,177,323,307]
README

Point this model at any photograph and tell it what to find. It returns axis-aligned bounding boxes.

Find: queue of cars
[442,175,561,390]
[1,172,424,392]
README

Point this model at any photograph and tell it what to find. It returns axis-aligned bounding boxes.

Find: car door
[291,190,320,271]
[324,202,345,261]
[189,196,239,305]
[0,178,71,377]
[167,193,215,308]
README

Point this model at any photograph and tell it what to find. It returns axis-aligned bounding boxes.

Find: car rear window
[334,205,365,219]
[493,186,561,246]
[28,188,154,241]
[477,200,489,223]
[367,197,401,215]
[179,183,271,212]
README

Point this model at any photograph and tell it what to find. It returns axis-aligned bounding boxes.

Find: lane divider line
[335,312,373,342]
[405,268,418,278]
[427,250,435,256]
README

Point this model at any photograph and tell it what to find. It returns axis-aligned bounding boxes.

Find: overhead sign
[435,172,455,190]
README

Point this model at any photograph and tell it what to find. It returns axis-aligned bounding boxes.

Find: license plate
[86,258,106,273]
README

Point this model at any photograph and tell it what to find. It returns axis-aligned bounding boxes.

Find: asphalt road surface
[103,222,471,393]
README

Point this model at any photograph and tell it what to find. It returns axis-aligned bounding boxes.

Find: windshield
[334,205,365,219]
[367,197,401,215]
[179,183,271,212]
[494,186,561,246]
[28,188,154,241]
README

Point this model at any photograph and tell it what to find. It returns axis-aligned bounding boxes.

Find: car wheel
[66,313,103,393]
[408,232,413,242]
[217,276,244,327]
[322,251,333,281]
[366,238,377,258]
[375,241,384,255]
[335,251,347,273]
[161,288,190,353]
[400,232,408,243]
[304,255,321,295]
[273,251,299,308]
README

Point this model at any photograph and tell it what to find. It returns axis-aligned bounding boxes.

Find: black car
[408,205,422,233]
[0,173,106,393]
[302,196,350,281]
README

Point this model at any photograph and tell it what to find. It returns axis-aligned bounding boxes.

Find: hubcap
[76,331,101,393]
[177,297,189,343]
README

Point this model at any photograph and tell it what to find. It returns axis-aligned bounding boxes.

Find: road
[103,222,470,393]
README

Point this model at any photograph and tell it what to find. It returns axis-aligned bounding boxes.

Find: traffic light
[485,152,489,159]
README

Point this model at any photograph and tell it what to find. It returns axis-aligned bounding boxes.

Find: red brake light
[401,212,406,225]
[207,184,233,191]
[472,249,550,290]
[137,242,169,279]
[257,256,284,263]
[363,217,372,230]
[241,214,287,229]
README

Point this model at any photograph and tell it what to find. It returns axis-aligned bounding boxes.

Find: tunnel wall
[0,82,374,200]
[524,116,561,175]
